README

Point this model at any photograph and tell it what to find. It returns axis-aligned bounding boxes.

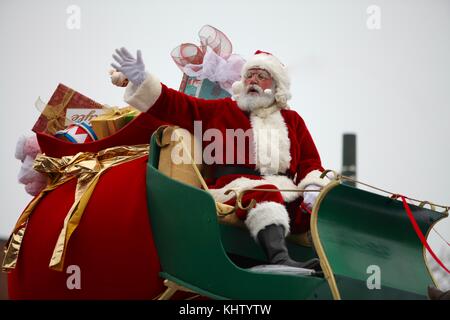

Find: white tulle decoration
[182,48,245,93]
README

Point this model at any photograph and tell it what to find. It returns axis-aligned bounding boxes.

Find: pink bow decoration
[171,25,245,93]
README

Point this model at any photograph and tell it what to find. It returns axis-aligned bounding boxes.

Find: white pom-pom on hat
[231,81,245,100]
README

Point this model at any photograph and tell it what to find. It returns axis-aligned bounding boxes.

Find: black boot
[257,224,320,270]
[428,286,450,300]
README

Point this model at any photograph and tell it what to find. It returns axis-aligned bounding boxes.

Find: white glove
[302,184,322,210]
[111,47,146,86]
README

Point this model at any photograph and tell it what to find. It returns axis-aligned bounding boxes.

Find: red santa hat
[232,50,291,108]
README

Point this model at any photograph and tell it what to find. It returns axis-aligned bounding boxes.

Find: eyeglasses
[244,70,271,81]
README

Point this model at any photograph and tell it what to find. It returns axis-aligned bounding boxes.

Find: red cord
[300,202,313,215]
[302,195,449,273]
[398,195,450,274]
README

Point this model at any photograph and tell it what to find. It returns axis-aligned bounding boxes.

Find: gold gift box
[90,106,140,139]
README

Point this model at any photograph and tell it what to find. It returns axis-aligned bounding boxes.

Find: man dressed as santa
[111,47,331,270]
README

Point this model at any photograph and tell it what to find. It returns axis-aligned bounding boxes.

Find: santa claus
[111,47,331,270]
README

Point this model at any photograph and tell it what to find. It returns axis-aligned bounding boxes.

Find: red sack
[7,112,169,299]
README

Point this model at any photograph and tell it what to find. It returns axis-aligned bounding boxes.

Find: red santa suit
[123,51,330,238]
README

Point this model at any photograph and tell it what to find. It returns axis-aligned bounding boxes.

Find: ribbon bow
[171,25,245,92]
[2,144,149,272]
[36,90,76,135]
[98,105,140,119]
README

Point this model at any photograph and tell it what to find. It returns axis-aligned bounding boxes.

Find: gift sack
[4,112,170,299]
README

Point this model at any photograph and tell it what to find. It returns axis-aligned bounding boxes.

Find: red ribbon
[171,25,233,72]
[303,193,449,274]
[301,202,313,215]
[395,194,450,274]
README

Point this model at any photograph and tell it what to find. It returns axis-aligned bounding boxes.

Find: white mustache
[247,85,273,96]
[247,84,263,94]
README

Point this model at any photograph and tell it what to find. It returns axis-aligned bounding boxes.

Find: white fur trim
[250,110,291,175]
[245,202,290,239]
[208,175,299,204]
[124,72,162,112]
[298,169,331,191]
[209,177,263,203]
[262,175,300,203]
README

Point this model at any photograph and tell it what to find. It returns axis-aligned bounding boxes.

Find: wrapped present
[179,74,231,100]
[54,121,98,143]
[171,25,245,99]
[90,106,140,139]
[65,108,106,126]
[33,84,104,135]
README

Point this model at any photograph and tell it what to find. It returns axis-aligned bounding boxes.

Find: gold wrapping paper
[2,144,149,272]
[90,106,140,139]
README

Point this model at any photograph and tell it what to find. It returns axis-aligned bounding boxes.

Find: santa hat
[232,50,291,108]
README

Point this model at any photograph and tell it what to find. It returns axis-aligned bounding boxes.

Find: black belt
[211,165,261,180]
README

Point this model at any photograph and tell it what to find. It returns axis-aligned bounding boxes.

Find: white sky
[0,0,449,282]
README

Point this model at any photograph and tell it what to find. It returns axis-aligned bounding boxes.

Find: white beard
[236,85,275,112]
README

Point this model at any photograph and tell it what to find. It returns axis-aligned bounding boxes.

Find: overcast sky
[0,0,449,284]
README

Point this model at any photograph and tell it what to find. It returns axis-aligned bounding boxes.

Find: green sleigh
[146,128,447,300]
